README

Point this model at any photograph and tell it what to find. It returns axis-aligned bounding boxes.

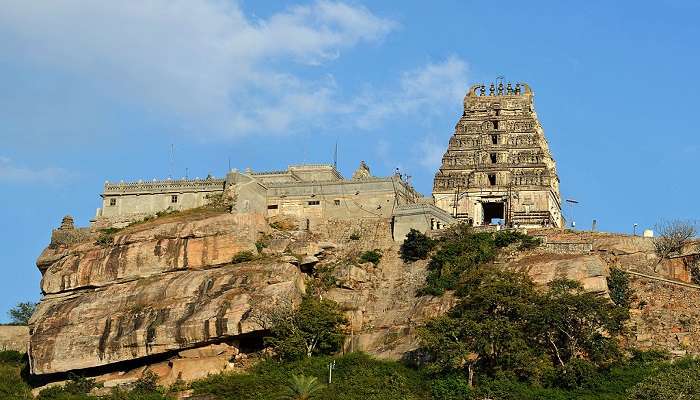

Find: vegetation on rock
[400,229,435,262]
[418,224,540,296]
[358,249,382,265]
[260,296,347,360]
[607,268,633,312]
[231,250,256,264]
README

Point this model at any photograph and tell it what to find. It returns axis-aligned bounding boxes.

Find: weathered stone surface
[509,254,610,293]
[29,262,304,374]
[0,325,29,352]
[39,213,264,294]
[627,276,700,355]
[31,210,700,384]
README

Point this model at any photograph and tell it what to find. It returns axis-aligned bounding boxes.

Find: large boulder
[29,261,304,374]
[38,214,265,294]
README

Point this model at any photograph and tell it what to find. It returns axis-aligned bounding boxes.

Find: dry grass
[115,207,229,235]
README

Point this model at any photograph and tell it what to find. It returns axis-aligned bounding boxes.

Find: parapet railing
[394,203,456,221]
[104,178,225,194]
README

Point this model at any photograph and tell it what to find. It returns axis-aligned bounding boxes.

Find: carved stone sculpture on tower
[351,160,372,180]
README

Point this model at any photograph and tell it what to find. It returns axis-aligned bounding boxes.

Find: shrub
[400,229,434,262]
[255,241,266,253]
[95,234,114,246]
[63,374,98,395]
[231,251,255,264]
[279,375,325,400]
[0,350,25,364]
[607,268,633,309]
[553,358,598,390]
[429,374,473,400]
[0,362,31,400]
[358,249,382,265]
[191,352,427,400]
[132,370,160,393]
[627,357,700,400]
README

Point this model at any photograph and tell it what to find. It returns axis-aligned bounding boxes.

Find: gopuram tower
[432,82,563,228]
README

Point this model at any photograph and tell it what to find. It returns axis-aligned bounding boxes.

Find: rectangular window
[488,174,497,186]
[491,134,498,145]
[334,199,341,206]
[171,195,178,203]
[308,200,320,206]
[109,198,116,206]
[267,204,278,210]
[490,153,497,164]
[493,120,499,130]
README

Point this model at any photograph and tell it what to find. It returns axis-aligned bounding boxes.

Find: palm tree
[279,375,326,400]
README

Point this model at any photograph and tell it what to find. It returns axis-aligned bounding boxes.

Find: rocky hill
[27,209,700,388]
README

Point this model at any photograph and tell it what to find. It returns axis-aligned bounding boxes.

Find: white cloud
[0,0,396,138]
[416,137,446,170]
[0,157,72,183]
[353,56,469,129]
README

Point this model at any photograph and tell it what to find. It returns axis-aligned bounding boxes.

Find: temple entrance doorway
[482,202,504,225]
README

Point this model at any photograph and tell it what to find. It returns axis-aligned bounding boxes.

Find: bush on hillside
[358,249,382,265]
[191,352,427,400]
[231,251,256,264]
[627,357,700,400]
[400,229,435,262]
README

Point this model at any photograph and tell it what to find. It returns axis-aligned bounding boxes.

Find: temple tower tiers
[432,82,563,228]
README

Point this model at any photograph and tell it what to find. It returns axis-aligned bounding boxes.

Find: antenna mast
[169,144,174,179]
[333,141,338,169]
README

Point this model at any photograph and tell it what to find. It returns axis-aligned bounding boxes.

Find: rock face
[29,212,305,375]
[31,212,698,385]
[30,261,304,374]
[509,254,610,293]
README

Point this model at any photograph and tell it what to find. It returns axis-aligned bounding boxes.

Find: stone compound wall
[98,178,225,225]
[392,204,455,242]
[0,325,29,352]
[628,275,700,356]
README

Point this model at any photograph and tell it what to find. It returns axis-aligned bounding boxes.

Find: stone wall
[628,274,700,356]
[0,325,29,352]
[538,240,593,255]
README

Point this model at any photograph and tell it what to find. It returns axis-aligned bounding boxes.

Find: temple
[432,82,563,228]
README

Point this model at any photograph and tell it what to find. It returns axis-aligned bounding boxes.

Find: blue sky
[1,0,698,321]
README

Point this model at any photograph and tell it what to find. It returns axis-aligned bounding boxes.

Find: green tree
[7,302,37,325]
[263,297,347,360]
[279,375,325,400]
[419,268,626,388]
[400,229,434,262]
[531,279,625,370]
